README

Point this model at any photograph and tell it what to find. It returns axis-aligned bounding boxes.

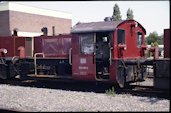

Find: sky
[12,1,170,36]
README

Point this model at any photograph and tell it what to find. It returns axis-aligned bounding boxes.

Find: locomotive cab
[78,32,112,80]
[71,20,148,87]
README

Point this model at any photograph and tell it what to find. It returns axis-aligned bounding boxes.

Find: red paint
[72,54,96,81]
[140,44,147,57]
[118,44,126,58]
[34,34,72,58]
[18,46,25,58]
[0,36,26,57]
[110,20,146,82]
[113,20,146,59]
[109,61,117,82]
[72,34,96,81]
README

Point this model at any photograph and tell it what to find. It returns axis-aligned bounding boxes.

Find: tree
[151,42,158,47]
[145,31,163,45]
[112,4,122,21]
[126,8,134,20]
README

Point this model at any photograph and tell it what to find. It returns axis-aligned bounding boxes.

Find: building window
[137,32,143,48]
[79,33,94,54]
[117,29,125,46]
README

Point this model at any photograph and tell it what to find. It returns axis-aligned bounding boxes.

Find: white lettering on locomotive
[80,58,86,64]
[78,66,88,70]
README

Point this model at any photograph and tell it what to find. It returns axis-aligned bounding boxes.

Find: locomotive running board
[27,74,110,82]
[27,74,72,79]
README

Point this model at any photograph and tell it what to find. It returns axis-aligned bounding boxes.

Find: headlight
[3,49,7,54]
[0,48,8,54]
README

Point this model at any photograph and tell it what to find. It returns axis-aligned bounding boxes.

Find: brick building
[0,2,72,37]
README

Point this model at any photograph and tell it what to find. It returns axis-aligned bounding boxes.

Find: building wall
[0,10,10,36]
[9,10,72,36]
[0,2,72,37]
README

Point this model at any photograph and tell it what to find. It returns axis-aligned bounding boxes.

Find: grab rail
[109,47,113,65]
[34,53,45,75]
[69,48,72,65]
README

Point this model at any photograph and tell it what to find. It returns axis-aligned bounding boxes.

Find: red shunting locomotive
[0,20,170,88]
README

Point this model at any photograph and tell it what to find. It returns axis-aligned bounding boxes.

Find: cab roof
[71,20,146,34]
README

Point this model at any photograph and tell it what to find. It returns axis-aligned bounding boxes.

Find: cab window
[79,33,94,54]
[117,29,125,46]
[137,32,143,48]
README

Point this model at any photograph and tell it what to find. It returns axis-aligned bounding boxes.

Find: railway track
[0,77,170,112]
[116,85,170,99]
[0,76,170,99]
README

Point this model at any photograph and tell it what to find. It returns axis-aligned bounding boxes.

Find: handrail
[34,53,45,75]
[109,47,113,65]
[69,48,72,65]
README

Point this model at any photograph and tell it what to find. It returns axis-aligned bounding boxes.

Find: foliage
[126,8,134,20]
[105,87,116,96]
[122,93,131,98]
[150,41,162,56]
[112,4,122,21]
[151,42,158,47]
[145,31,163,45]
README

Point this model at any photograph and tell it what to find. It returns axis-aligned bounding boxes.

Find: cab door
[72,33,96,81]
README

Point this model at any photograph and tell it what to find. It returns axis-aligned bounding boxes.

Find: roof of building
[71,20,146,34]
[0,2,72,20]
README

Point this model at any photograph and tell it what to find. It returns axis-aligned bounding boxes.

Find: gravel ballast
[0,84,169,112]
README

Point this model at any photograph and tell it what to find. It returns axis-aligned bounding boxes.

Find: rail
[34,53,45,75]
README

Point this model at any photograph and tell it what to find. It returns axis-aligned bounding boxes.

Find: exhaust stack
[41,27,48,35]
[52,26,55,36]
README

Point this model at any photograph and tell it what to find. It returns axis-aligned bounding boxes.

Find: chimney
[52,26,55,36]
[13,28,18,36]
[41,27,48,35]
